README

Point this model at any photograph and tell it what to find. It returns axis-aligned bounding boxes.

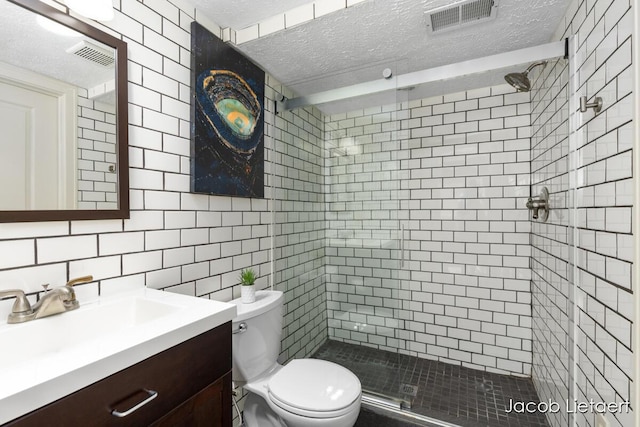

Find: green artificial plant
[239,268,257,286]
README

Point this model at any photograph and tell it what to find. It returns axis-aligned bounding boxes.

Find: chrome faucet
[0,275,93,324]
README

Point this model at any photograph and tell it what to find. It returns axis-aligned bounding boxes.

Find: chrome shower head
[504,61,547,92]
[504,72,531,92]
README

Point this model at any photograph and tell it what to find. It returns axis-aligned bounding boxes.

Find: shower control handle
[526,187,550,222]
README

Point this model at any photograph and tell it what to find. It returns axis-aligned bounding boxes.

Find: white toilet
[230,290,362,427]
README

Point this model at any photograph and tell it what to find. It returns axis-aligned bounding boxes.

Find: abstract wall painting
[190,21,265,198]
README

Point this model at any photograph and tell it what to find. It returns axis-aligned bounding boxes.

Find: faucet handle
[66,275,94,287]
[0,289,33,315]
[61,276,92,310]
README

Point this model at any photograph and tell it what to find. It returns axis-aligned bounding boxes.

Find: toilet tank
[230,290,284,384]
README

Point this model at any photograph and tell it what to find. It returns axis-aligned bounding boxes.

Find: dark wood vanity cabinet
[5,323,232,427]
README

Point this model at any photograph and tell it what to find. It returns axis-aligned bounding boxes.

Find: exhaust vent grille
[426,0,497,34]
[66,41,115,67]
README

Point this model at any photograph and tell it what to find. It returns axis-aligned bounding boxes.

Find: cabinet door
[5,324,231,427]
[152,373,231,427]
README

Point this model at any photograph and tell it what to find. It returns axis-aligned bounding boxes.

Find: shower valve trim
[526,187,550,222]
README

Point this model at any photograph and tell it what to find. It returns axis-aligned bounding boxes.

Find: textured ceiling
[0,1,115,96]
[194,0,572,113]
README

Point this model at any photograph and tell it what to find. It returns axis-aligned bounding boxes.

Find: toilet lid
[268,359,361,413]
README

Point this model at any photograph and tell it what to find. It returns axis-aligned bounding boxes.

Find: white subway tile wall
[77,91,118,209]
[324,85,534,376]
[530,53,575,427]
[531,0,635,426]
[271,96,328,361]
[0,0,327,371]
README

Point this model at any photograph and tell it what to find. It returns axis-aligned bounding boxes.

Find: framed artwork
[190,21,265,198]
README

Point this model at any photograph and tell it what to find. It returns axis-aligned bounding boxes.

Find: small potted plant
[239,268,257,304]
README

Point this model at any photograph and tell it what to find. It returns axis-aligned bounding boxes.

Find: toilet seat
[268,391,361,419]
[267,359,361,419]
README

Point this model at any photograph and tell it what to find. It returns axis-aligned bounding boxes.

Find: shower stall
[276,37,587,427]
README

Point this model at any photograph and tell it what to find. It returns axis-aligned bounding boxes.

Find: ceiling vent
[425,0,498,34]
[66,40,115,67]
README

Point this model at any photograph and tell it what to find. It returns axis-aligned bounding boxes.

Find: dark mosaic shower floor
[355,406,434,427]
[313,340,549,427]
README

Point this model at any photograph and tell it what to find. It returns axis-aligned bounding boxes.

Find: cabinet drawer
[6,322,231,426]
[151,373,231,427]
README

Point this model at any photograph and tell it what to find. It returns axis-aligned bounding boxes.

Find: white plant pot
[241,285,256,304]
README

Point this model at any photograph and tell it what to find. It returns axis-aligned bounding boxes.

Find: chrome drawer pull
[111,389,158,417]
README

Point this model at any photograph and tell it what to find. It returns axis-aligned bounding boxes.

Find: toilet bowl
[230,290,361,427]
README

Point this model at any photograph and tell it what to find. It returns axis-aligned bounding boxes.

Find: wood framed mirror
[0,0,128,222]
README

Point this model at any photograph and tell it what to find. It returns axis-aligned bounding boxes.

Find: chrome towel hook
[526,187,550,222]
[579,96,603,114]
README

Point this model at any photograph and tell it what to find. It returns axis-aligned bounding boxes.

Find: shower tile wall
[325,85,535,376]
[529,56,573,427]
[0,0,326,375]
[77,91,118,209]
[531,0,635,426]
[271,88,328,361]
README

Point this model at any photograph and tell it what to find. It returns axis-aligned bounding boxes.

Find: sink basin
[0,288,236,424]
[0,297,181,367]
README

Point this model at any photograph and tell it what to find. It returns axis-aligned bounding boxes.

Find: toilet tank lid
[230,290,283,322]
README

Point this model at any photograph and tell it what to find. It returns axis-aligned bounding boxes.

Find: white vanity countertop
[0,288,236,425]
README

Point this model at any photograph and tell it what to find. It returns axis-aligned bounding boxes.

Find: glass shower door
[319,62,417,408]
